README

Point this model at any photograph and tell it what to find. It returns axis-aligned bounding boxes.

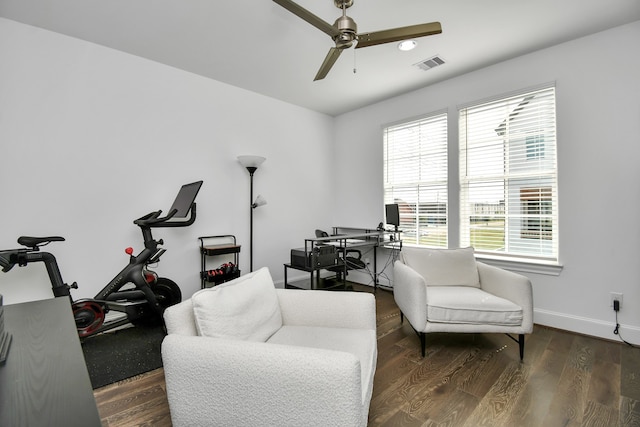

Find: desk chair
[315,230,367,280]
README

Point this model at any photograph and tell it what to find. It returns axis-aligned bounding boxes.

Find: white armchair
[161,267,377,427]
[394,247,533,360]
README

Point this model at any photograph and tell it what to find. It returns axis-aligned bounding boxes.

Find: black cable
[613,310,639,348]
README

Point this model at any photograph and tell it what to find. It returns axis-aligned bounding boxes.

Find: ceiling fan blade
[273,0,340,38]
[356,22,442,49]
[314,47,343,81]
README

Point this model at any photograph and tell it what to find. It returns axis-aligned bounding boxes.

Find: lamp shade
[237,155,266,169]
[252,194,267,208]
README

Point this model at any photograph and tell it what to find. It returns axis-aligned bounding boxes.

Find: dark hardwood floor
[94,285,640,426]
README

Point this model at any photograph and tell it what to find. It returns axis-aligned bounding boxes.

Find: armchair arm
[162,335,364,427]
[276,289,376,330]
[477,262,534,332]
[393,261,427,330]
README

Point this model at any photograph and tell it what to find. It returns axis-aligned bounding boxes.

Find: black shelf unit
[199,235,241,288]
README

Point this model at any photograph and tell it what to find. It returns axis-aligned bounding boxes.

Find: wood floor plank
[397,350,484,422]
[369,346,463,424]
[502,348,566,427]
[452,344,513,399]
[462,360,530,426]
[406,383,478,426]
[102,394,172,427]
[543,364,591,426]
[621,344,640,401]
[546,326,577,354]
[581,400,618,427]
[619,396,640,427]
[98,383,168,419]
[587,357,620,407]
[592,335,621,364]
[568,334,596,372]
[372,345,419,392]
[370,408,424,427]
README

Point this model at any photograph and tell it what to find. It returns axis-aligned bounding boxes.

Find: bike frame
[93,205,196,321]
[0,185,200,337]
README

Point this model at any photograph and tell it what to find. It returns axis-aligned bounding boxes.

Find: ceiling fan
[273,0,442,81]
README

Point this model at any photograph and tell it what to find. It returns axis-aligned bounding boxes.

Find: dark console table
[0,297,101,427]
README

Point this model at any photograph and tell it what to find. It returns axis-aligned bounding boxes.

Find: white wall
[0,18,335,303]
[3,16,640,344]
[333,21,640,342]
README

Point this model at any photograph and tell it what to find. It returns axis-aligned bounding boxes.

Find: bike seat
[18,236,65,248]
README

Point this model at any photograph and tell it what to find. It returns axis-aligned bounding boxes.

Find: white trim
[535,308,640,344]
[476,254,563,276]
[381,108,449,131]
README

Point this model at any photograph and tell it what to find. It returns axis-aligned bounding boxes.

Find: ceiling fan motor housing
[334,0,354,8]
[334,15,357,48]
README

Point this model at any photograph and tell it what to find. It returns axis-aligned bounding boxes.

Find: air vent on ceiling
[414,55,445,71]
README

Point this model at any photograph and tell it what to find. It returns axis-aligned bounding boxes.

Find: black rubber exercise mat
[81,323,166,389]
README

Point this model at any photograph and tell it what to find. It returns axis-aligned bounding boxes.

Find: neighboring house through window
[459,85,558,262]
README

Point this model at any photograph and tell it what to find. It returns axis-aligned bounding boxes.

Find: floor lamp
[237,155,266,272]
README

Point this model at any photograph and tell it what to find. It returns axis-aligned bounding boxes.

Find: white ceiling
[2,0,639,116]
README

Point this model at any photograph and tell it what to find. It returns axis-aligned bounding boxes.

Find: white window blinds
[459,86,558,261]
[384,113,448,247]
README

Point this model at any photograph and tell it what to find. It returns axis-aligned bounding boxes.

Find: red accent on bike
[125,247,134,255]
[73,300,106,338]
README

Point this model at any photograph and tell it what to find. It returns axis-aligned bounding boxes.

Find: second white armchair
[393,247,533,360]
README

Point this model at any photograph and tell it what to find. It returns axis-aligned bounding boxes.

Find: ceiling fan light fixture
[398,40,417,51]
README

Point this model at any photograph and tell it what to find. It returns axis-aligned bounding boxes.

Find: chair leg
[398,311,426,357]
[518,334,525,361]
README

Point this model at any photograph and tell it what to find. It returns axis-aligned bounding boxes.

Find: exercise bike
[0,180,203,338]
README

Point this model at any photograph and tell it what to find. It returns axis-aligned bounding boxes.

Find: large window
[383,113,448,247]
[459,86,558,261]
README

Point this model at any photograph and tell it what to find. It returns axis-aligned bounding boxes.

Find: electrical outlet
[610,292,623,309]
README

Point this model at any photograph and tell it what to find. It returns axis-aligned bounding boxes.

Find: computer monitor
[385,203,400,231]
[169,181,203,218]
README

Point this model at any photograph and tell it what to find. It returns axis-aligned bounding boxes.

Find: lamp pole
[237,155,266,273]
[247,166,257,272]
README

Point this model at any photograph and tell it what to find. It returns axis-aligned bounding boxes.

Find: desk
[284,228,402,291]
[0,297,102,427]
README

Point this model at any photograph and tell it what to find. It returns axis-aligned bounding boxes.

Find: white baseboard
[534,308,640,344]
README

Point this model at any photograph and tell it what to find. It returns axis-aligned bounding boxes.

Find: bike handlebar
[133,203,197,228]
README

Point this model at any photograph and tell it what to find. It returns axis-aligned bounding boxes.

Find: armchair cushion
[427,286,523,325]
[191,267,282,342]
[268,325,377,404]
[402,246,480,288]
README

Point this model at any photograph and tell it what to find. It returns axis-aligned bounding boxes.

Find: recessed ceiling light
[398,40,417,51]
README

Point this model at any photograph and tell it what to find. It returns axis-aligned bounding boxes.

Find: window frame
[458,85,559,265]
[383,111,449,248]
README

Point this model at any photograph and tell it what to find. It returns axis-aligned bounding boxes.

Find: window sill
[474,254,563,276]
